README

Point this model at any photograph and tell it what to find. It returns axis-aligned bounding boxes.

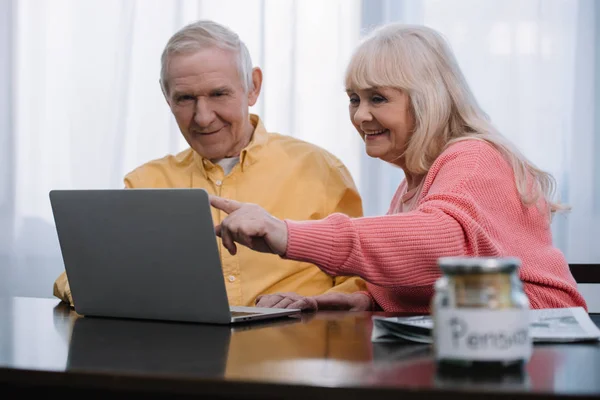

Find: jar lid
[437,256,521,274]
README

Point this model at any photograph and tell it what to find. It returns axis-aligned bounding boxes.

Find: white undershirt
[216,157,240,175]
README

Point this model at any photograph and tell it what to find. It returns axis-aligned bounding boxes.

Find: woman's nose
[353,103,372,126]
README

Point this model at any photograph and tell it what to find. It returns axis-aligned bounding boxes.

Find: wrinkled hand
[209,195,288,256]
[255,292,372,311]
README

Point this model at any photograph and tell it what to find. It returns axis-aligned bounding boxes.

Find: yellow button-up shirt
[53,115,365,306]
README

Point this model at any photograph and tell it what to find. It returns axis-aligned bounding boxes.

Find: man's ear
[247,67,263,107]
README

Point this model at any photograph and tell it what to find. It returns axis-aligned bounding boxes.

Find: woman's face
[347,87,415,167]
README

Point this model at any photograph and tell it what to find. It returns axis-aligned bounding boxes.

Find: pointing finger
[219,225,238,256]
[209,195,244,214]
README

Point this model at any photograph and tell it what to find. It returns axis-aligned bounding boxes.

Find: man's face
[163,47,259,161]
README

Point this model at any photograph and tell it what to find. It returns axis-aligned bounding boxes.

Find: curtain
[0,0,597,299]
[0,0,14,297]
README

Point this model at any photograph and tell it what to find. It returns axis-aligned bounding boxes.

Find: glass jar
[432,257,531,368]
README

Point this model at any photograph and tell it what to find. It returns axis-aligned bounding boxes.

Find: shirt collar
[193,113,269,177]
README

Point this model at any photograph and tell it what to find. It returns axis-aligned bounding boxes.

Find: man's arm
[123,170,137,189]
[53,270,73,306]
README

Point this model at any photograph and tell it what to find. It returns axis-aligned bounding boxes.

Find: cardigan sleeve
[284,141,510,288]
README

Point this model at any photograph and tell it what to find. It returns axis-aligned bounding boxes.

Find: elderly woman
[210,23,587,313]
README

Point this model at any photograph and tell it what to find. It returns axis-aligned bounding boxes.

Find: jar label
[434,309,531,361]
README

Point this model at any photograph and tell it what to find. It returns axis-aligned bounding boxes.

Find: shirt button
[215,180,222,186]
[228,275,236,282]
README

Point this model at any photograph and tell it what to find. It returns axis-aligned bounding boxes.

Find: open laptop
[49,188,301,324]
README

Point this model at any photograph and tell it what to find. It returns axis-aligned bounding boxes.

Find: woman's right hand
[209,195,289,256]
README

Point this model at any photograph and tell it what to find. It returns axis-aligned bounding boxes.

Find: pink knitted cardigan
[284,140,587,312]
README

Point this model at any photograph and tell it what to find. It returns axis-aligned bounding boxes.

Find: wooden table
[0,296,599,399]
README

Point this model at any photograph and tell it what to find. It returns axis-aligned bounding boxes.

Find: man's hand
[209,195,288,256]
[255,292,372,311]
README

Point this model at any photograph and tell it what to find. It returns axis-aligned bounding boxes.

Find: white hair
[160,20,254,95]
[345,23,567,215]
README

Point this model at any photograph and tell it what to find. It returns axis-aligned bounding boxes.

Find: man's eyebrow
[210,86,232,93]
[171,86,232,98]
[172,90,191,98]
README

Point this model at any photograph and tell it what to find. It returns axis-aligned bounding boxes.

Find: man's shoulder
[125,148,195,185]
[265,131,345,168]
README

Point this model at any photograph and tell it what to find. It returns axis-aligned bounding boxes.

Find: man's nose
[193,97,215,128]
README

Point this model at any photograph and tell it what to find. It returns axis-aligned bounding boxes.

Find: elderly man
[53,19,370,310]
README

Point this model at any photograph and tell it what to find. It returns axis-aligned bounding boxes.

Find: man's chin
[198,152,225,161]
[188,143,224,160]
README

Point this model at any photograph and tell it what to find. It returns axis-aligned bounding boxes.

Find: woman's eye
[349,97,359,106]
[371,95,386,104]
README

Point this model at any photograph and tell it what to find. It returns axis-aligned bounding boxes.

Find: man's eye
[177,95,195,103]
[211,91,227,97]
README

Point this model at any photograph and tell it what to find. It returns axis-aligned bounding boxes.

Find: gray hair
[160,20,254,95]
[345,23,566,215]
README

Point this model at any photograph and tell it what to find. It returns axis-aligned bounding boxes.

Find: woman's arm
[285,141,507,288]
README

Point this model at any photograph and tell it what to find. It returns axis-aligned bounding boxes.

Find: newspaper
[372,307,600,344]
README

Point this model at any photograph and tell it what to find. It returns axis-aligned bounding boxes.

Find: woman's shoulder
[441,138,499,157]
[435,138,509,171]
[422,138,513,193]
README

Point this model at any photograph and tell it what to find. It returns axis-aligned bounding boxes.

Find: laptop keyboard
[231,311,261,317]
